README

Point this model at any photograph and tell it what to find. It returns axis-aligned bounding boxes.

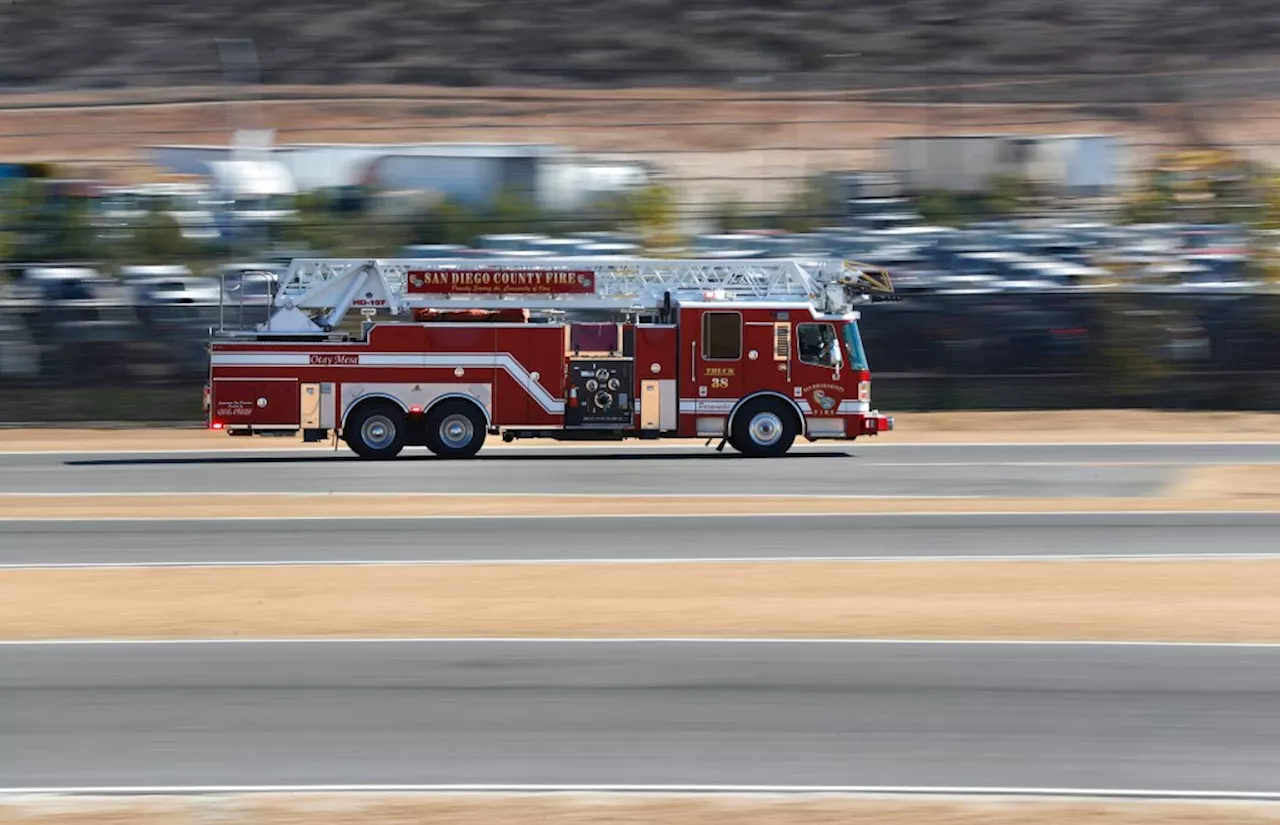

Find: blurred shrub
[622,184,678,246]
[3,179,96,261]
[1123,154,1271,225]
[917,191,968,226]
[402,184,679,249]
[984,174,1034,216]
[411,197,478,246]
[769,176,842,233]
[1120,183,1175,224]
[708,200,754,232]
[130,209,194,263]
[485,190,547,235]
[915,177,1032,227]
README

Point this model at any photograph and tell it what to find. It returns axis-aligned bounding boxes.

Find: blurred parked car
[4,267,102,302]
[131,276,222,307]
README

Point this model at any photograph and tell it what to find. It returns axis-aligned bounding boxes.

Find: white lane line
[0,784,1278,800]
[4,460,1278,471]
[0,510,1275,523]
[860,461,1280,467]
[2,637,1280,648]
[7,552,1280,571]
[0,491,986,499]
[0,443,814,457]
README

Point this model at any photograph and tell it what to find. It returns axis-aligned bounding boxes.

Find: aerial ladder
[224,257,897,337]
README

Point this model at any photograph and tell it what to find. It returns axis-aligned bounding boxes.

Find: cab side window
[797,322,838,367]
[702,311,742,360]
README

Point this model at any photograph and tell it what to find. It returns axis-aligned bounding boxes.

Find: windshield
[842,321,869,371]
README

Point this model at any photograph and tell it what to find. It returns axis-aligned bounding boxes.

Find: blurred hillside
[0,0,1278,95]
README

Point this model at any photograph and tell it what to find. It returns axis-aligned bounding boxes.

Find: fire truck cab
[206,257,895,459]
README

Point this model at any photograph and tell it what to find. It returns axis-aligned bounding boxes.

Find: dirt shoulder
[883,411,1280,443]
[2,793,1279,825]
[2,411,1279,454]
[4,559,1279,642]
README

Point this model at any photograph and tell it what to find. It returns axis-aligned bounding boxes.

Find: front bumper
[856,412,894,435]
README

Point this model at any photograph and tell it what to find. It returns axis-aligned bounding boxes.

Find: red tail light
[211,420,225,430]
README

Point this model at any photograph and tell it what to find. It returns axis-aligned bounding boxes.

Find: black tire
[344,401,408,460]
[729,398,797,458]
[424,399,487,459]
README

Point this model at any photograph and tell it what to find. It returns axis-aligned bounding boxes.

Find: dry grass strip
[1164,465,1280,504]
[0,491,1277,519]
[2,793,1280,825]
[2,560,1279,642]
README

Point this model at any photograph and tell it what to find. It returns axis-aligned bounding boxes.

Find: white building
[147,142,649,211]
[885,135,1129,196]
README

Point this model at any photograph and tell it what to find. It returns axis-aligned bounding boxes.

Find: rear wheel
[729,398,797,458]
[425,400,487,459]
[344,401,407,460]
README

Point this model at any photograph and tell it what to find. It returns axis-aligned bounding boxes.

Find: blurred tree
[917,191,967,226]
[622,184,678,247]
[281,190,337,251]
[982,174,1034,217]
[131,208,193,263]
[557,197,628,235]
[412,197,479,246]
[2,177,97,261]
[709,199,753,232]
[1255,177,1280,231]
[772,176,841,234]
[486,190,545,235]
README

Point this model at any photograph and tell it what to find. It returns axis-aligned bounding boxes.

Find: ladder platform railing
[260,257,893,334]
[277,257,889,302]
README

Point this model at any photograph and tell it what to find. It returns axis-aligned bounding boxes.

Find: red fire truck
[205,257,895,458]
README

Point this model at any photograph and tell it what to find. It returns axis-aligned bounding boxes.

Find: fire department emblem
[812,389,838,411]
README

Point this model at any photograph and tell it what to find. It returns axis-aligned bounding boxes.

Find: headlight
[858,381,870,401]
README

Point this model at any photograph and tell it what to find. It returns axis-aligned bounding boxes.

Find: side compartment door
[212,378,300,428]
[493,325,564,426]
[633,324,678,432]
[679,307,742,436]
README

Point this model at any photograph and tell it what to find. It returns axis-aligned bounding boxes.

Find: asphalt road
[1,513,1278,567]
[3,640,1280,792]
[3,442,1278,497]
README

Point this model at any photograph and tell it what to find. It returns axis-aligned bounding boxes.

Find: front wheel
[729,399,797,458]
[344,401,408,460]
[425,400,487,459]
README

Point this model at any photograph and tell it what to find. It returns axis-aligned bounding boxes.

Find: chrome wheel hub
[440,413,474,449]
[748,411,783,446]
[361,415,396,449]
